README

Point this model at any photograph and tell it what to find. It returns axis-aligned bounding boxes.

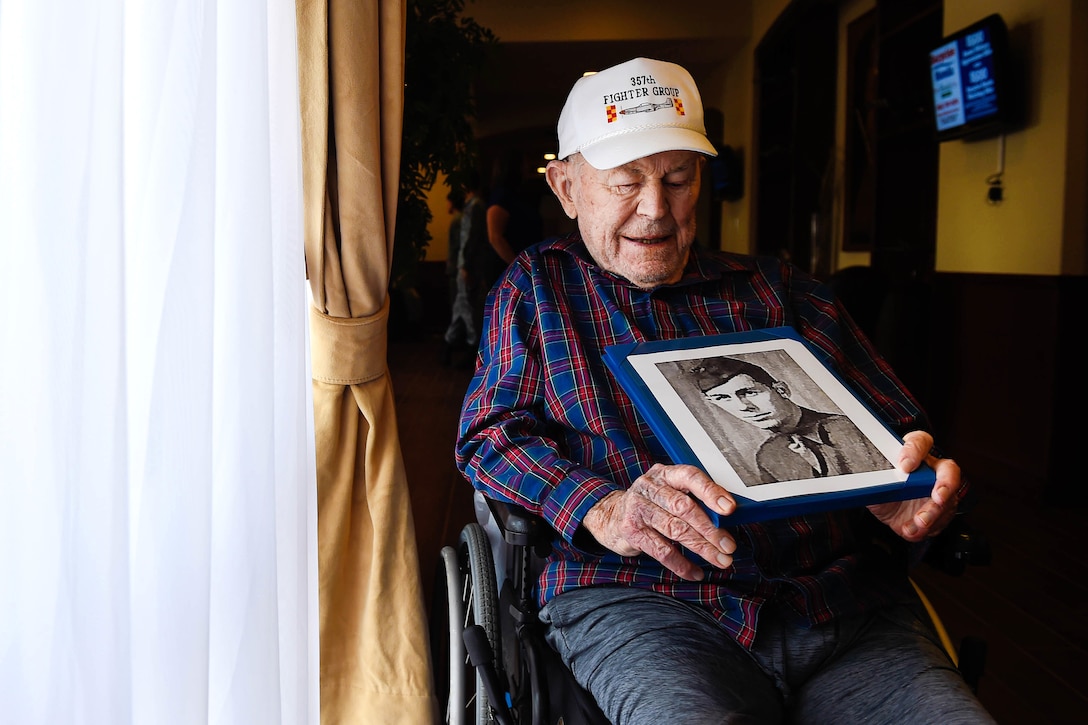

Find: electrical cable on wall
[986,134,1005,205]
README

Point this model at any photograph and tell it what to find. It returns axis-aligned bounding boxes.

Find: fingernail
[716,553,732,567]
[717,496,733,512]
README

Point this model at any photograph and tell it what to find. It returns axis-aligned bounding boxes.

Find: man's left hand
[867,430,962,542]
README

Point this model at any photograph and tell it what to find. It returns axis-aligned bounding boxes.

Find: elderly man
[457,57,993,724]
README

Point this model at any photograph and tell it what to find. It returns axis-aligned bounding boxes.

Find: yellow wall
[936,0,1086,275]
[426,172,455,262]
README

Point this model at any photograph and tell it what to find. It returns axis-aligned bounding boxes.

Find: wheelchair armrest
[922,516,992,576]
[483,496,555,549]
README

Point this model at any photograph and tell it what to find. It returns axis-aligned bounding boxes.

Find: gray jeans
[539,586,996,725]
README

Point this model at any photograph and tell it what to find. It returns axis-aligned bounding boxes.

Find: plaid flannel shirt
[456,234,927,648]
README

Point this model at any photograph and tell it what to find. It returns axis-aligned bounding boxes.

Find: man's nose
[636,181,668,219]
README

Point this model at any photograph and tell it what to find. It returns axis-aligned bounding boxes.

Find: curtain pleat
[295,0,438,721]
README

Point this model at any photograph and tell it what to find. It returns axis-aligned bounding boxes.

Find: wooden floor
[390,329,1087,725]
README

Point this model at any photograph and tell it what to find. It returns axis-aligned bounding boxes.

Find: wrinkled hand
[582,463,737,581]
[867,431,962,542]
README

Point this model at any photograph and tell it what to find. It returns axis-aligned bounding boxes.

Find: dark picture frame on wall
[843,9,878,252]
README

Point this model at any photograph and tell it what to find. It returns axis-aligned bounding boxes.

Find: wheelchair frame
[431,491,989,725]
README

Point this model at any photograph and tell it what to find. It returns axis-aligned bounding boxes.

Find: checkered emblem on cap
[606,105,617,123]
[673,98,685,116]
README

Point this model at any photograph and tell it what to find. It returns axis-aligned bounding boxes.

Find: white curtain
[0,2,318,724]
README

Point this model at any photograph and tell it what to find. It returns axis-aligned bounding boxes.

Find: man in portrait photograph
[688,355,892,485]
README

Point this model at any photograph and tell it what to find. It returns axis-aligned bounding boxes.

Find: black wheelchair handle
[463,624,516,725]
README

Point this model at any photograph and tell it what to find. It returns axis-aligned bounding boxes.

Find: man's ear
[772,381,791,398]
[545,160,578,220]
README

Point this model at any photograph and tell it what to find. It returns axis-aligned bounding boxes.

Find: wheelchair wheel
[433,523,502,725]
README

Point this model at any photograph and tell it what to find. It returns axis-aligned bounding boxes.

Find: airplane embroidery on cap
[606,99,685,123]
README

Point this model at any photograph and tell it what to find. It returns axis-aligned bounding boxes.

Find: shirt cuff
[540,466,623,550]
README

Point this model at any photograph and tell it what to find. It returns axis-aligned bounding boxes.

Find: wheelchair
[430,491,990,725]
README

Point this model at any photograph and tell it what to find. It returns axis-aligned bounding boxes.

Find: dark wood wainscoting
[913,271,1087,723]
[927,272,1088,506]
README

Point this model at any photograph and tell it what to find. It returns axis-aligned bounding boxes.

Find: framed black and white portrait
[604,327,933,524]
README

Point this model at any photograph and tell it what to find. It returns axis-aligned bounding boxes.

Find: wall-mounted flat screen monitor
[928,14,1012,141]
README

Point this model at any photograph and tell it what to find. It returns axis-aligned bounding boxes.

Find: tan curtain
[296,0,438,722]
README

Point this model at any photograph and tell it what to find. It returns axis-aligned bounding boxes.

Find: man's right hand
[581,463,737,581]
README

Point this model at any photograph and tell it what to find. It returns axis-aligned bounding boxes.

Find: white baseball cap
[557,57,718,170]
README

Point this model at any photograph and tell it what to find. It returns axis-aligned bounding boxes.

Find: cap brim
[579,127,718,170]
